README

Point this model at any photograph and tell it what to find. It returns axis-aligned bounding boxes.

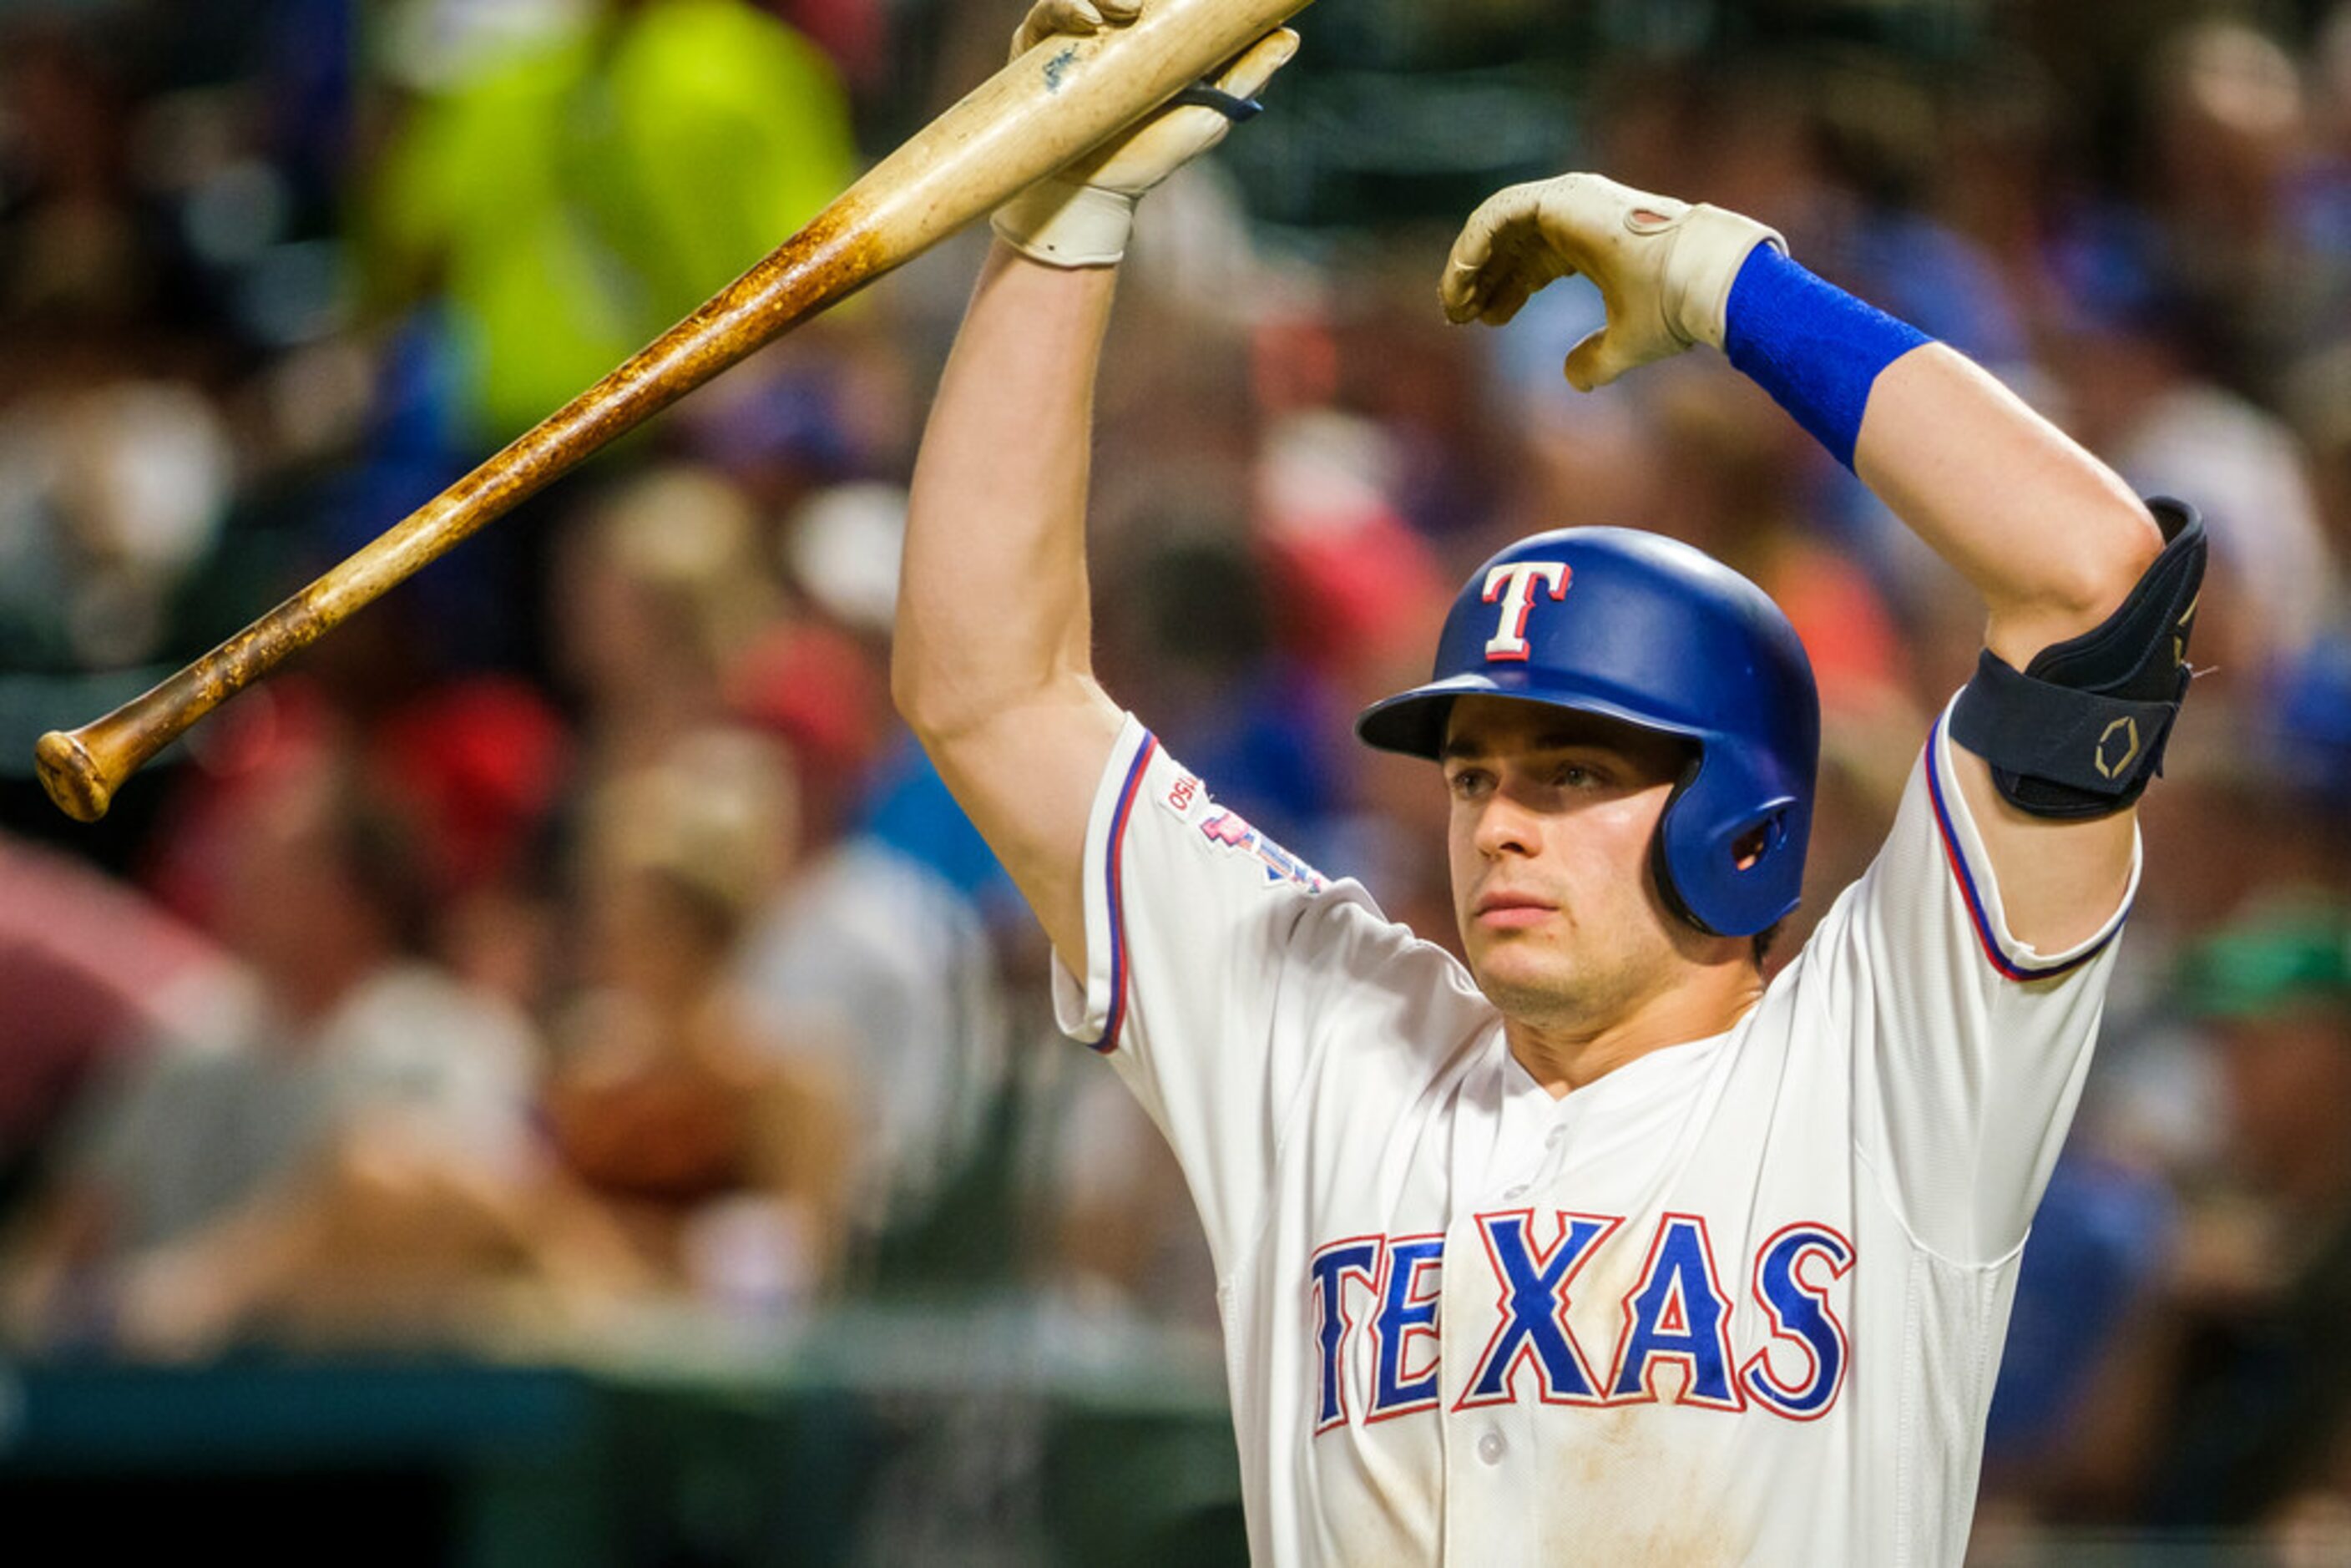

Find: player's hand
[1440,172,1782,391]
[993,1,1299,268]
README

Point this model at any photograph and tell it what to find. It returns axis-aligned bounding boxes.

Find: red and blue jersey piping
[1924,716,2125,983]
[1094,734,1159,1054]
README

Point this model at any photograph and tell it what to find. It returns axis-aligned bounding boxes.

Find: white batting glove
[993,0,1299,269]
[1440,172,1784,391]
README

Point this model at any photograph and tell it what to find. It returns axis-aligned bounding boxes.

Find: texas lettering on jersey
[1310,1214,1854,1432]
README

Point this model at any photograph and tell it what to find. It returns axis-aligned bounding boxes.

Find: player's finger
[1095,0,1143,18]
[1481,222,1570,326]
[1109,27,1295,179]
[1441,211,1508,322]
[1014,0,1106,56]
[1443,187,1550,322]
[1440,261,1485,325]
[1212,26,1299,101]
[1562,324,1639,392]
[1441,262,1490,324]
[1478,271,1536,327]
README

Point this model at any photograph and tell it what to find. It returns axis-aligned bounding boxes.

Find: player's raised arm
[894,4,1297,966]
[1439,174,2200,953]
[897,245,1120,965]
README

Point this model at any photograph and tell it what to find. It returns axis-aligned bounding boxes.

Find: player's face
[1442,697,1703,1029]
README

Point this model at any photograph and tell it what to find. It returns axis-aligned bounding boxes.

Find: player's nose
[1471,792,1541,858]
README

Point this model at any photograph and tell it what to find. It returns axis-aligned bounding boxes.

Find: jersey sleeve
[1050,716,1447,1276]
[1811,698,2139,1265]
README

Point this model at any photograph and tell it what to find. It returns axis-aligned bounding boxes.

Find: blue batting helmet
[1356,527,1819,938]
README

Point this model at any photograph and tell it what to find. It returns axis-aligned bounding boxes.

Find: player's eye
[1552,760,1601,789]
[1446,766,1494,800]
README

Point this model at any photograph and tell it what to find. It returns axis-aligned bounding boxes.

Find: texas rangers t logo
[1483,561,1571,660]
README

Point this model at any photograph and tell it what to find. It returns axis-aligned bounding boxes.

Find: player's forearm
[1713,245,2161,661]
[1853,345,2161,666]
[895,243,1116,742]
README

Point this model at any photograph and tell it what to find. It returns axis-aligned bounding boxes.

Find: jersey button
[1477,1429,1507,1466]
[1545,1125,1566,1151]
[1502,1185,1527,1201]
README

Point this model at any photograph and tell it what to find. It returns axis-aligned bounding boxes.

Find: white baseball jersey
[1051,701,2136,1565]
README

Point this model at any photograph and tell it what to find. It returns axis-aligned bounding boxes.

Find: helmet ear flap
[1648,753,1716,937]
[1648,827,1713,936]
[1655,747,1808,938]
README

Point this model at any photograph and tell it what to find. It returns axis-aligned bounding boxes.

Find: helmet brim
[1354,670,1708,761]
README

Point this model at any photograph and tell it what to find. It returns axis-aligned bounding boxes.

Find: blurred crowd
[1,0,2349,1555]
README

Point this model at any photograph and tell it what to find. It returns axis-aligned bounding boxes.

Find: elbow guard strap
[1949,498,2206,818]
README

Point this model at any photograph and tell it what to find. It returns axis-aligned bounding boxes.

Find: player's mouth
[1474,890,1558,930]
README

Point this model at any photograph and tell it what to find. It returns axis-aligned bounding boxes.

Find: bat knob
[35,731,113,822]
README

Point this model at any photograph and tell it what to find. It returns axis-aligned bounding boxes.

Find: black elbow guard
[1949,498,2205,818]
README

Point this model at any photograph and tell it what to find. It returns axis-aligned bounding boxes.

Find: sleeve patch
[1157,768,1206,822]
[1196,807,1327,893]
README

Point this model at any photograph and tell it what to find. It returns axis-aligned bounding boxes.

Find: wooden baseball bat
[35,0,1312,822]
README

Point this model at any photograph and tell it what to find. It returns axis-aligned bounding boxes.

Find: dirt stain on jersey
[1551,1408,1743,1565]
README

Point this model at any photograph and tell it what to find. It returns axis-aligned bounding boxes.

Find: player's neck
[1504,959,1765,1098]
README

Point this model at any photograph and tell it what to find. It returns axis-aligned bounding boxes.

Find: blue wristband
[1722,245,1931,471]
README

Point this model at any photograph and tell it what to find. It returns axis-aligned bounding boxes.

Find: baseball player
[895,3,2205,1561]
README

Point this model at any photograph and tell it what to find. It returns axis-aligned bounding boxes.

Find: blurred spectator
[0,375,235,672]
[2136,18,2337,379]
[1979,1146,2176,1504]
[767,0,891,94]
[367,0,859,440]
[553,461,777,776]
[675,315,929,520]
[1041,1055,1219,1328]
[2042,211,2338,690]
[1097,522,1348,861]
[2060,901,2351,1546]
[0,832,238,1216]
[730,476,1018,1267]
[734,787,1009,1276]
[545,726,850,1313]
[2,742,568,1356]
[0,21,144,326]
[366,674,574,1012]
[1246,406,1452,716]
